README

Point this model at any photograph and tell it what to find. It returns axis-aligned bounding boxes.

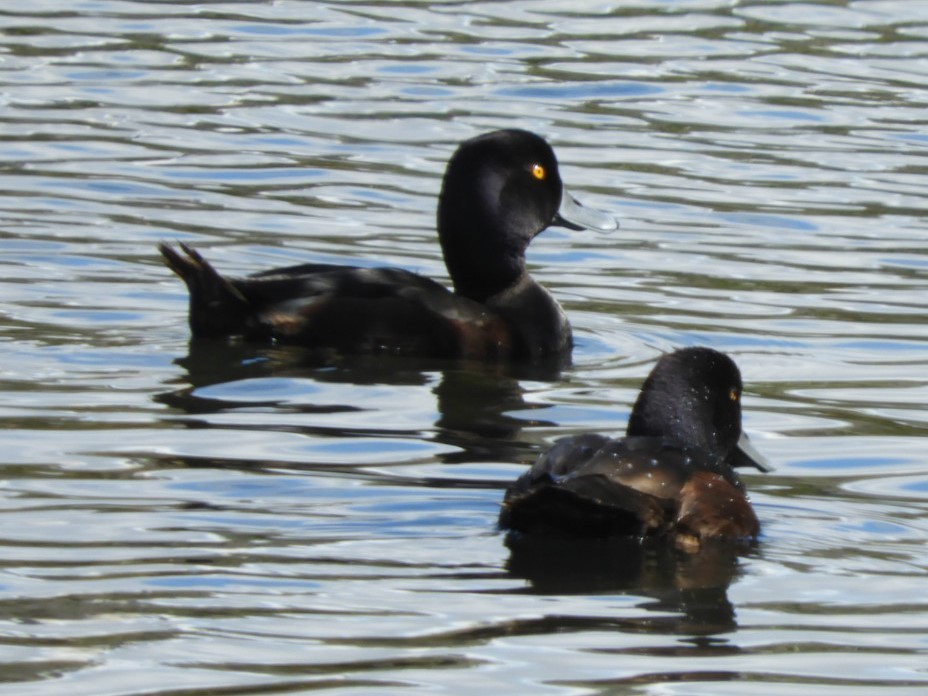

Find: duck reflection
[156,339,558,465]
[504,533,746,636]
[431,364,557,464]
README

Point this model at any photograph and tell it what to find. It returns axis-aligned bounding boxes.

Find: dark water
[1,1,927,693]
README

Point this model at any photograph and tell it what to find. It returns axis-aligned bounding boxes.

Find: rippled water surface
[2,1,927,693]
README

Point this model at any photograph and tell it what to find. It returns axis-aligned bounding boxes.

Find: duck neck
[438,208,527,303]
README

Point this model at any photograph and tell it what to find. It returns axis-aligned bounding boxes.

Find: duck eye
[729,388,740,402]
[531,163,546,180]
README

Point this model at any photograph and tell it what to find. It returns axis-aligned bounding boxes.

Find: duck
[159,129,616,364]
[499,347,772,552]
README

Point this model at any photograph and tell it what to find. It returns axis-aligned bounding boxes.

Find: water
[2,0,927,693]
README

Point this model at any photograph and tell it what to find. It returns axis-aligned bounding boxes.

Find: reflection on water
[2,0,928,693]
[160,339,555,468]
[506,535,743,636]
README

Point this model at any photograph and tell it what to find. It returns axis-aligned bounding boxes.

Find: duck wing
[159,243,512,358]
[501,434,760,549]
[500,435,679,537]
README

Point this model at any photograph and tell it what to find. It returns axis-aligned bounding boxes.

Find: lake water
[2,1,927,693]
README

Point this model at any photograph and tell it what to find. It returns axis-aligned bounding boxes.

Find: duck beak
[731,432,774,472]
[553,189,618,232]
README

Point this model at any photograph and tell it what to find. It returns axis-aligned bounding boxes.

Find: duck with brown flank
[499,347,772,552]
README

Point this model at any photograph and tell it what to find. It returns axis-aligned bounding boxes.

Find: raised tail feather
[158,242,251,338]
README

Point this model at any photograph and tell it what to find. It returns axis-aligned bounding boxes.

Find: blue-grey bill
[733,432,774,472]
[554,189,618,232]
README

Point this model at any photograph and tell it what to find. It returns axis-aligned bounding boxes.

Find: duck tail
[158,242,250,338]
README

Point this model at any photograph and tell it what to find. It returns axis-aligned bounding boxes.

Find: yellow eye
[729,388,740,402]
[531,163,546,180]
